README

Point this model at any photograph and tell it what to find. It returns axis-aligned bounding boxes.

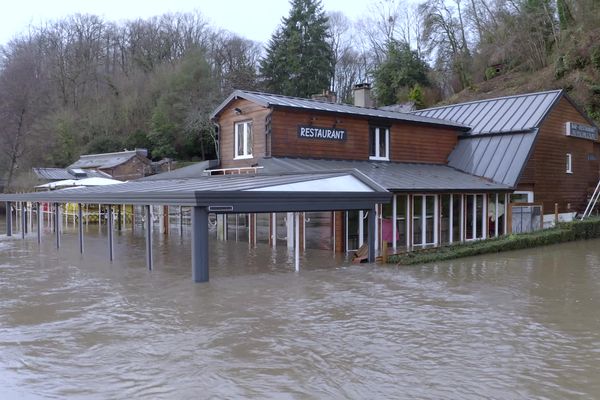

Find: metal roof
[68,150,146,170]
[258,158,511,192]
[447,130,538,187]
[0,171,391,213]
[413,90,563,135]
[32,168,73,180]
[138,160,217,181]
[32,167,113,181]
[211,90,470,130]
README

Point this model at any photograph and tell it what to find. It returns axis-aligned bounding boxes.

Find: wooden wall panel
[217,99,270,169]
[270,108,459,163]
[520,97,600,213]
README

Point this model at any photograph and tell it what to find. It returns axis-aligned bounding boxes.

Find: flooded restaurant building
[2,86,599,282]
[210,86,600,254]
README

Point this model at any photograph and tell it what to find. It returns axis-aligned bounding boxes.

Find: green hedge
[388,217,600,265]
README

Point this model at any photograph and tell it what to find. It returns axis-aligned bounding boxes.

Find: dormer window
[234,121,253,159]
[369,126,389,161]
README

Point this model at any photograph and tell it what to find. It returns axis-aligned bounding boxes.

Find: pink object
[381,219,399,242]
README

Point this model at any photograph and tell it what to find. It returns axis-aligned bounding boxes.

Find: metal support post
[294,212,300,272]
[179,206,183,236]
[108,205,114,261]
[54,203,60,249]
[78,203,84,254]
[21,202,26,239]
[145,205,153,270]
[6,201,12,237]
[368,207,376,263]
[192,206,209,282]
[36,202,41,244]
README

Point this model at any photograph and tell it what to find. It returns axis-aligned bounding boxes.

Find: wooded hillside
[1,0,599,191]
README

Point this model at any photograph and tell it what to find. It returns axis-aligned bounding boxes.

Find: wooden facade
[212,89,600,254]
[270,109,459,163]
[218,99,270,169]
[518,97,600,213]
[217,101,460,167]
[102,155,152,181]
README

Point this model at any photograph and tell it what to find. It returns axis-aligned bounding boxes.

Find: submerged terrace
[0,170,391,283]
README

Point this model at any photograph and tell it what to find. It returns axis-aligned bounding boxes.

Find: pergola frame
[2,171,391,282]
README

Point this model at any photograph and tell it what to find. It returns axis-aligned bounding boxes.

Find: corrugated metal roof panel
[258,158,511,192]
[211,90,469,130]
[447,130,538,187]
[32,168,111,180]
[414,90,563,134]
[32,168,73,180]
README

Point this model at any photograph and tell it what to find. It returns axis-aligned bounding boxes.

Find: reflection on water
[1,221,600,399]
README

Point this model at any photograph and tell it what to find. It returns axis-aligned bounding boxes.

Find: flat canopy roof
[0,171,391,213]
[258,158,512,192]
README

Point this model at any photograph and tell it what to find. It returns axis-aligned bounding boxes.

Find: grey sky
[0,0,372,46]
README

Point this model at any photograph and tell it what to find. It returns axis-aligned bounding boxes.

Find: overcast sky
[0,0,372,47]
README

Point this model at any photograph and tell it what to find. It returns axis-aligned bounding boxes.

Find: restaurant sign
[297,125,347,141]
[565,122,598,141]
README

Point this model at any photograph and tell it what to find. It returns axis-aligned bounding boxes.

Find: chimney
[135,148,148,158]
[311,89,337,103]
[353,83,374,108]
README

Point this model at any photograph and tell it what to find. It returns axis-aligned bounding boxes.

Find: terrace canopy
[2,171,391,282]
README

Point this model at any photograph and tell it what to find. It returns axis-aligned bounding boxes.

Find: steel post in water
[368,207,376,263]
[294,212,300,272]
[108,205,114,261]
[36,202,41,245]
[6,201,12,237]
[21,202,26,239]
[179,206,183,237]
[78,203,84,254]
[54,203,60,249]
[191,206,209,283]
[145,205,153,271]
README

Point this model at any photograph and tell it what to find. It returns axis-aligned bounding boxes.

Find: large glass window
[412,195,437,247]
[465,194,485,240]
[369,126,389,160]
[234,121,253,159]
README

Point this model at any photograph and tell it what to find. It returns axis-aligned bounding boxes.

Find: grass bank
[388,217,600,265]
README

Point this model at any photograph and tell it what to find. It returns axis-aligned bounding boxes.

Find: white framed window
[566,153,572,174]
[234,121,253,159]
[369,126,389,160]
[511,191,534,203]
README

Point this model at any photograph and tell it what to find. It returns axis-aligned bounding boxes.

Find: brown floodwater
[1,219,600,399]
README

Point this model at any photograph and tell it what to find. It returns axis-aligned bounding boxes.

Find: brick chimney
[352,83,374,108]
[311,89,337,103]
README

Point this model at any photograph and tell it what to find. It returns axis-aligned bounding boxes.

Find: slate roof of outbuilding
[68,150,146,170]
[258,157,511,192]
[32,167,112,181]
[211,90,470,130]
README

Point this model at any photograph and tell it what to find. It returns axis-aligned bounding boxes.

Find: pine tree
[260,0,334,98]
[373,40,430,106]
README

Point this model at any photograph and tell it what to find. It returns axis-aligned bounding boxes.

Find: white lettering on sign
[297,125,347,141]
[566,122,598,141]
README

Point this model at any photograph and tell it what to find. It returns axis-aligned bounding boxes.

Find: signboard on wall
[565,122,598,141]
[297,125,347,141]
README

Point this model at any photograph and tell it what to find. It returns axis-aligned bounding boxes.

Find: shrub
[388,218,600,265]
[591,45,600,70]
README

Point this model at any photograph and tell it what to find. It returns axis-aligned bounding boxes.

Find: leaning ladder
[582,179,600,219]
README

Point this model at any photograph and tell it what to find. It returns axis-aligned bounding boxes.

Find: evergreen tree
[260,0,334,98]
[373,40,430,106]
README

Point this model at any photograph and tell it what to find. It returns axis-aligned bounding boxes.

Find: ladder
[582,179,600,219]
